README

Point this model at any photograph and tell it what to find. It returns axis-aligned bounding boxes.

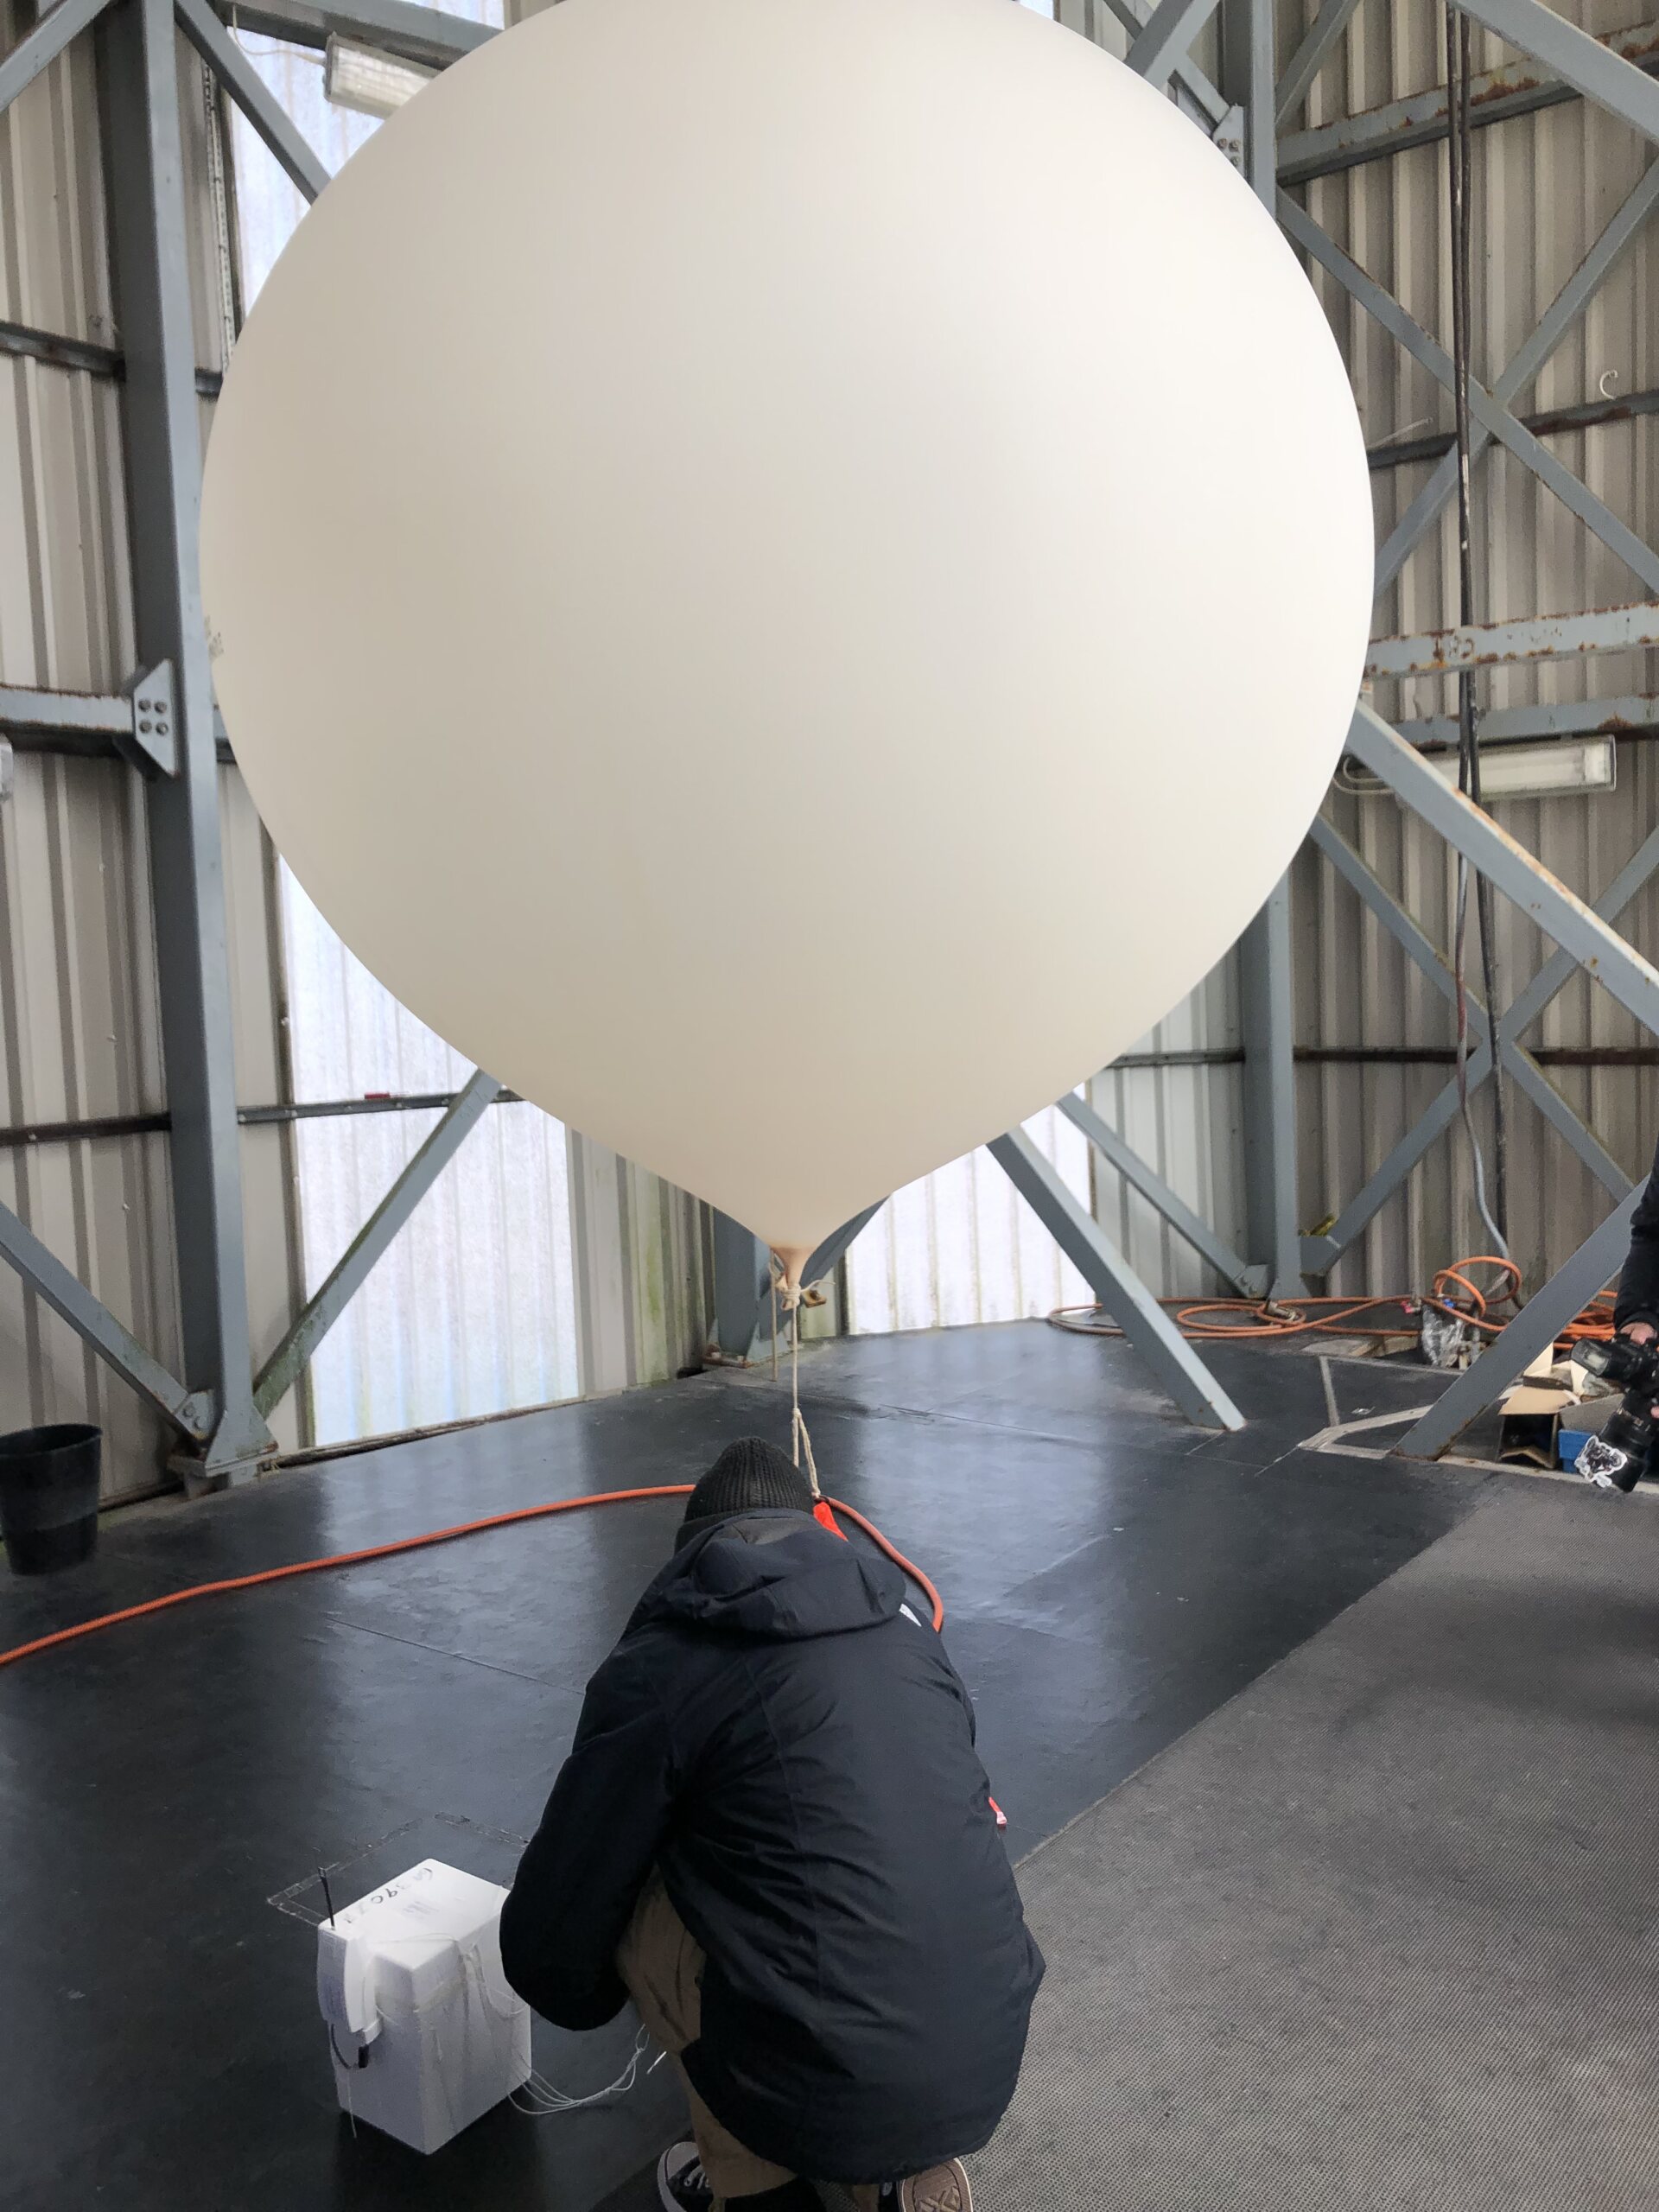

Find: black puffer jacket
[1615,1129,1659,1332]
[499,1510,1042,2184]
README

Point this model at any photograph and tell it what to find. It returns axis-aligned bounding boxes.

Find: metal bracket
[117,660,180,778]
[1212,101,1247,168]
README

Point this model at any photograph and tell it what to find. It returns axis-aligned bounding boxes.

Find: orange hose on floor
[0,1486,945,1672]
[1051,1252,1618,1351]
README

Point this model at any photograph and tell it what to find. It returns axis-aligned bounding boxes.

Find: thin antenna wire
[319,1863,338,1926]
[1446,0,1509,1260]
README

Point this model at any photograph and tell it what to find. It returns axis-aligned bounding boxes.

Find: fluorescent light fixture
[324,35,435,120]
[1346,734,1616,802]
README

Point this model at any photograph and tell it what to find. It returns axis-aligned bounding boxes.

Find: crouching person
[500,1439,1043,2211]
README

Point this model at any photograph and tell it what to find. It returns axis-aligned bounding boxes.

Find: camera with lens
[1573,1334,1659,1491]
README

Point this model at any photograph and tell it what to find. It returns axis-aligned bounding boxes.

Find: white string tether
[769,1255,823,1501]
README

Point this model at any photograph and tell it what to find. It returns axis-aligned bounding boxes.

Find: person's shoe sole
[899,2161,973,2211]
[657,2143,711,2210]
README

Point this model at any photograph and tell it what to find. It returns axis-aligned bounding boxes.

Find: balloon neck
[771,1247,811,1309]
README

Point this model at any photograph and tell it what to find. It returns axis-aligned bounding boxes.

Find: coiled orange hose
[1051,1253,1618,1350]
[0,1486,944,1672]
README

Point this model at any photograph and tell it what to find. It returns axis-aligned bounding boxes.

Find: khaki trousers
[617,1871,882,2211]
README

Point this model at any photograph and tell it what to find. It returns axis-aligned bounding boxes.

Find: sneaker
[658,2142,714,2211]
[896,2161,974,2212]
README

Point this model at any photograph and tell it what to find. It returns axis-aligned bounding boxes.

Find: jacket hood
[638,1510,907,1641]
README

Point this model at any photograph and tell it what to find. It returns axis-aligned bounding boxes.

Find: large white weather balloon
[201,0,1371,1279]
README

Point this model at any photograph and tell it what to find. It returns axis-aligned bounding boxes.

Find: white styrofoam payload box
[316,1858,531,2153]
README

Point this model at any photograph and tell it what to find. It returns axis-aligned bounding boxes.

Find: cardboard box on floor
[1497,1349,1615,1469]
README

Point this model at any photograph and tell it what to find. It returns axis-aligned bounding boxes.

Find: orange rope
[0,1486,944,1672]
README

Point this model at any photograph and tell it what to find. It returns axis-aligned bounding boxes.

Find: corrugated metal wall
[0,10,304,1499]
[845,1106,1092,1334]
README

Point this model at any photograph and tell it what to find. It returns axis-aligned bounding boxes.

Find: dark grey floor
[0,1324,1484,2211]
[981,1476,1659,2211]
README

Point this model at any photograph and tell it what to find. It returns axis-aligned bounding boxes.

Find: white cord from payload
[769,1256,823,1500]
[457,1944,658,2116]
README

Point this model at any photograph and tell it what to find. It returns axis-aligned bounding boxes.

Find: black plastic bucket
[0,1423,102,1576]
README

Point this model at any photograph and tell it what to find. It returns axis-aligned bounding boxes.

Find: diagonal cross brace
[1451,0,1659,148]
[1306,812,1659,1268]
[1058,1089,1265,1297]
[1308,817,1631,1210]
[1275,0,1364,125]
[254,1068,499,1416]
[1127,0,1225,91]
[1281,195,1659,599]
[1098,0,1230,123]
[1396,1188,1643,1459]
[988,1127,1243,1431]
[175,0,330,202]
[1376,161,1659,592]
[0,0,113,118]
[1348,703,1659,1036]
[0,1198,217,1440]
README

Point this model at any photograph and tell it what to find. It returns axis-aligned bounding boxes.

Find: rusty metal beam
[1366,601,1659,678]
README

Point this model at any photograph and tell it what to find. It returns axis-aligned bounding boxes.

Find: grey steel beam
[2,682,134,741]
[1348,702,1659,1034]
[1239,880,1305,1296]
[0,316,121,378]
[1366,601,1659,678]
[709,1203,883,1360]
[1311,817,1464,1001]
[1274,0,1362,124]
[1315,786,1635,1191]
[98,0,276,1484]
[0,0,113,117]
[1398,696,1659,745]
[1224,0,1304,1300]
[1498,1042,1633,1195]
[1303,816,1659,1273]
[1127,0,1224,90]
[1372,385,1659,474]
[1452,0,1659,146]
[1348,706,1659,1034]
[710,1210,770,1360]
[175,0,329,202]
[1099,0,1231,124]
[1300,1038,1492,1274]
[0,312,220,394]
[1058,1088,1265,1295]
[801,1204,882,1293]
[1279,16,1659,184]
[0,1199,213,1440]
[1396,1189,1643,1458]
[988,1128,1244,1430]
[210,0,491,68]
[1503,818,1659,1034]
[253,1070,499,1417]
[1284,196,1659,598]
[1375,162,1659,593]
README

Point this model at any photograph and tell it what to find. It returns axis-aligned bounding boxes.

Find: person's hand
[1617,1322,1659,1422]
